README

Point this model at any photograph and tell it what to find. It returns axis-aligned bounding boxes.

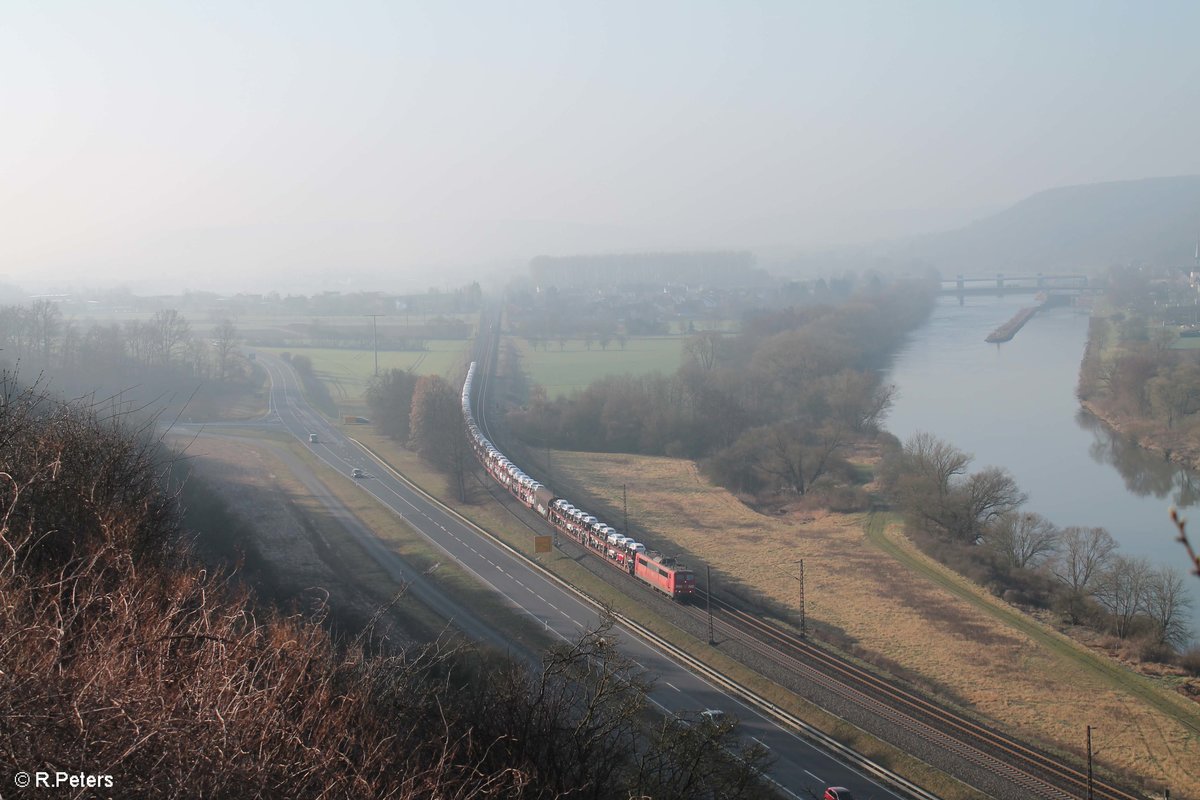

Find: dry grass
[551,449,1200,798]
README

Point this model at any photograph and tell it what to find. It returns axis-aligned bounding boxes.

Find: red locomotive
[462,363,695,600]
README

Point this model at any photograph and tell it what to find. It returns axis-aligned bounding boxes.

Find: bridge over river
[939,273,1093,295]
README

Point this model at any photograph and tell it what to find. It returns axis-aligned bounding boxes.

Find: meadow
[547,449,1200,796]
[509,336,685,398]
[254,342,470,413]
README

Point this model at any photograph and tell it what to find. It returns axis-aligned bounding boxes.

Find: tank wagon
[462,363,696,599]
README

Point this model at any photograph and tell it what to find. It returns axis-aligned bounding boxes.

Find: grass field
[254,342,470,413]
[509,335,684,397]
[546,449,1200,797]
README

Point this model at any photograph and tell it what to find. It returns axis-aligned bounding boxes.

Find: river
[885,293,1200,639]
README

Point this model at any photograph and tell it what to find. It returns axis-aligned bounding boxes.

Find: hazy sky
[3,1,1198,293]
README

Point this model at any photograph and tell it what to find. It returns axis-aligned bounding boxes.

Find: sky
[2,1,1199,294]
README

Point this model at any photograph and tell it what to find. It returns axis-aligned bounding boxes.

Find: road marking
[664,681,680,692]
[752,736,770,750]
[804,769,823,783]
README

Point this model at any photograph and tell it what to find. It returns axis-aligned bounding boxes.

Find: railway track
[690,592,1142,800]
[469,312,1147,800]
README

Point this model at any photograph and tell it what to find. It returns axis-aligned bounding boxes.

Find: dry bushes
[0,379,530,798]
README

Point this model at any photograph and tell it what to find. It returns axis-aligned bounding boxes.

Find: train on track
[462,362,696,599]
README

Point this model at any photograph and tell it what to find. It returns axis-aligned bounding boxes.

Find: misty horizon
[4,2,1200,294]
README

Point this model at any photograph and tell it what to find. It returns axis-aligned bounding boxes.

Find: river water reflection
[885,293,1200,637]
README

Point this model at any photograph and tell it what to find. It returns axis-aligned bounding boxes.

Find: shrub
[1179,646,1200,677]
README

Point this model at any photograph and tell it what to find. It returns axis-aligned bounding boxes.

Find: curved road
[251,353,914,800]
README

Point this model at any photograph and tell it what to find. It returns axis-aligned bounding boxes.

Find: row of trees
[506,281,934,501]
[884,432,1194,651]
[1,377,774,798]
[367,368,471,500]
[0,301,246,390]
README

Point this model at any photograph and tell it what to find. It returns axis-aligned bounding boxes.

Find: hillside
[904,175,1200,273]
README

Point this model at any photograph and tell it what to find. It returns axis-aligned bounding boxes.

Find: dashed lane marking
[804,770,823,783]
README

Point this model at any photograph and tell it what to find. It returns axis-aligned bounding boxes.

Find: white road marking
[804,770,823,783]
[664,681,680,692]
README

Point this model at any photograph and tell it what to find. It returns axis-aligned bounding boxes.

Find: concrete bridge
[938,273,1092,295]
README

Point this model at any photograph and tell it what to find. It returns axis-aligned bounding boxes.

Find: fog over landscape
[8,5,1200,799]
[3,1,1200,294]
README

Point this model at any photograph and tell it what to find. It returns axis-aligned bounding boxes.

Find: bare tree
[988,511,1060,569]
[27,299,61,364]
[903,431,971,493]
[1052,526,1117,594]
[894,435,1024,544]
[152,309,191,367]
[823,370,897,433]
[683,330,722,371]
[1093,556,1153,638]
[935,466,1026,544]
[213,318,239,382]
[1143,567,1193,648]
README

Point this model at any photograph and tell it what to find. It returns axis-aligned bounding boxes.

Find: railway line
[468,311,1149,800]
[690,592,1140,800]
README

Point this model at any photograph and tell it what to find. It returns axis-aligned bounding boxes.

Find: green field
[254,342,470,411]
[510,336,684,398]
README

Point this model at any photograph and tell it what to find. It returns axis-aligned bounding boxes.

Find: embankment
[986,305,1040,343]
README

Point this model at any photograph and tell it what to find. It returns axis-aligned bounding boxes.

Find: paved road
[241,354,912,800]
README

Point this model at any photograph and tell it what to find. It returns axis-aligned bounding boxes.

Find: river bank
[1080,398,1200,474]
[886,293,1200,641]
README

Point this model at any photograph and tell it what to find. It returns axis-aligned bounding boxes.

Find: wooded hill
[903,175,1200,273]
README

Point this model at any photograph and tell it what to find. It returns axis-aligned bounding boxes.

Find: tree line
[882,431,1196,658]
[505,280,935,503]
[0,301,249,392]
[367,368,471,501]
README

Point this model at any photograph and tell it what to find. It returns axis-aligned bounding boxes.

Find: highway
[255,353,914,800]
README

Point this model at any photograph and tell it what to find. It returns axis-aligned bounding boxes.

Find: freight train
[462,362,696,599]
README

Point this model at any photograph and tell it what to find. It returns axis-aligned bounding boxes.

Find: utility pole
[365,314,381,376]
[1086,725,1094,800]
[706,565,715,645]
[798,558,806,638]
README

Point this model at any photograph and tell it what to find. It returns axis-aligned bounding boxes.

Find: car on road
[823,788,854,800]
[351,468,366,479]
[698,709,726,724]
[309,433,318,443]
